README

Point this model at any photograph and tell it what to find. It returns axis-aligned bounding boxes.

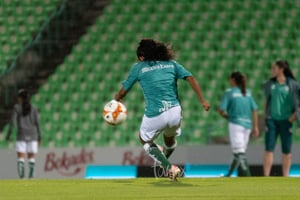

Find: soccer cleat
[168,165,181,181]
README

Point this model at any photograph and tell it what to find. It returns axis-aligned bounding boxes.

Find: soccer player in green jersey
[115,39,210,181]
[263,60,300,176]
[219,71,259,177]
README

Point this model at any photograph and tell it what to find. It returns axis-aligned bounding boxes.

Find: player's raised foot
[168,165,181,181]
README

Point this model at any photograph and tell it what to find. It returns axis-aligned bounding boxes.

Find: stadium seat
[2,0,300,148]
[0,0,62,74]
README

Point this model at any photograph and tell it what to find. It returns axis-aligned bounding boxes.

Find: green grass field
[1,178,300,200]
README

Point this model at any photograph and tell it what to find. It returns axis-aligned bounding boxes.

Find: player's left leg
[140,135,171,170]
[28,153,35,179]
[279,119,293,176]
[238,127,252,177]
[16,141,26,179]
[225,153,239,177]
[27,141,38,178]
[139,113,172,171]
[226,153,251,177]
[162,136,177,159]
[282,153,292,176]
[162,106,181,158]
[142,137,181,181]
[17,152,25,179]
[228,123,251,177]
[264,119,278,176]
[139,107,181,181]
[237,153,251,176]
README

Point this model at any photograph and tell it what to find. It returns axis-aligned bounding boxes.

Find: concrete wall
[1,144,299,179]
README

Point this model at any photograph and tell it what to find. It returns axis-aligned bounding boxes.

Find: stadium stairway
[0,0,110,131]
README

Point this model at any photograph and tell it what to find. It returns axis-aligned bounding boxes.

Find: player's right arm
[250,94,259,137]
[115,87,127,101]
[218,90,229,119]
[114,64,139,101]
[186,76,210,111]
[218,109,228,119]
[252,110,259,137]
[174,62,210,111]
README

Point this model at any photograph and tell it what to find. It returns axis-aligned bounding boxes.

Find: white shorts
[16,141,38,154]
[229,123,251,153]
[140,106,182,142]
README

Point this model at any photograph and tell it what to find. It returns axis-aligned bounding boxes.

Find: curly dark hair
[136,39,174,61]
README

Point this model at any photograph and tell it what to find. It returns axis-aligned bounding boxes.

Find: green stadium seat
[0,0,62,74]
[2,0,300,148]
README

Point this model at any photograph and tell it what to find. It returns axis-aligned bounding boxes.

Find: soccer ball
[102,100,127,125]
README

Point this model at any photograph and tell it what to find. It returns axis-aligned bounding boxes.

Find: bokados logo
[44,149,94,176]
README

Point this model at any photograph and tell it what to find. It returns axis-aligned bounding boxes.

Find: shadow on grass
[148,179,194,187]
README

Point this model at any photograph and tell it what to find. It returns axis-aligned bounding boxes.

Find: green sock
[225,153,239,177]
[146,143,171,170]
[17,160,25,179]
[238,153,251,177]
[29,161,35,178]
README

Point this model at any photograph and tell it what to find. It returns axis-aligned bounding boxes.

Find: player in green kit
[114,39,210,181]
[263,60,300,176]
[219,72,259,177]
